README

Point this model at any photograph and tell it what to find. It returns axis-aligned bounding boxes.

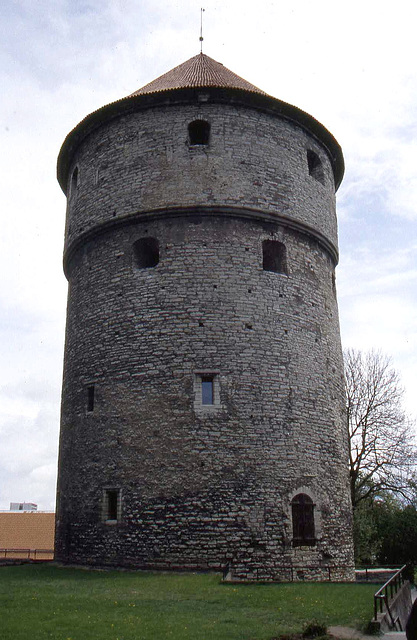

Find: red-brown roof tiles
[130,53,267,97]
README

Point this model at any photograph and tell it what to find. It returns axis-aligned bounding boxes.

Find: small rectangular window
[201,376,214,405]
[87,385,95,412]
[194,372,220,411]
[104,489,120,522]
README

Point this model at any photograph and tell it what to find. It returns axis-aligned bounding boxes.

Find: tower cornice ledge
[63,205,339,278]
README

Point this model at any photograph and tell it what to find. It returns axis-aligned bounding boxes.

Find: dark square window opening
[307,149,325,185]
[133,237,159,269]
[262,239,287,274]
[188,120,210,146]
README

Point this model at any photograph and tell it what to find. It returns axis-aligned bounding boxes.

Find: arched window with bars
[291,493,316,547]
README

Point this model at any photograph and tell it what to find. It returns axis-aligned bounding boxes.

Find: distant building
[10,502,37,511]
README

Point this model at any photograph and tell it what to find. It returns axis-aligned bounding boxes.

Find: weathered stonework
[55,55,355,580]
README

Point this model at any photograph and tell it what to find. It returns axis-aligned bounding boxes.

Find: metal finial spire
[200,8,205,53]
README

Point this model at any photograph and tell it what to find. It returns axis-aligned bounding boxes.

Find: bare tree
[344,349,417,508]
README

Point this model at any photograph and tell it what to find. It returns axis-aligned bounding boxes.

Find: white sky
[0,0,416,510]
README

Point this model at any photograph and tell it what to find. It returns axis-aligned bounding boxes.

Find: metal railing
[356,565,403,581]
[373,563,407,629]
[0,548,54,561]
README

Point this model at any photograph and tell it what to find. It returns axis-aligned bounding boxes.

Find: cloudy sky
[1,0,416,510]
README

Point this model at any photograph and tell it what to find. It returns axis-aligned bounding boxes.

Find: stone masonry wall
[64,101,337,258]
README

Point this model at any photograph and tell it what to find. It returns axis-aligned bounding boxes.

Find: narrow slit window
[104,489,120,522]
[262,240,287,274]
[188,120,210,146]
[291,493,316,547]
[133,237,159,269]
[201,376,214,405]
[71,166,79,195]
[307,150,324,185]
[87,385,95,412]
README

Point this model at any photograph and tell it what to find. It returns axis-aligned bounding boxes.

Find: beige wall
[0,512,55,559]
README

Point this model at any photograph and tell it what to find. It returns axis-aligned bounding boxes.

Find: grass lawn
[0,564,379,640]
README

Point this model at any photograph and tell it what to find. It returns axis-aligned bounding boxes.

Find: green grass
[0,564,378,640]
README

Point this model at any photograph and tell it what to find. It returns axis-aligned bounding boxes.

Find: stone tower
[55,53,355,581]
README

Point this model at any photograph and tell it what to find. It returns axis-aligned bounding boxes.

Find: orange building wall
[0,512,55,559]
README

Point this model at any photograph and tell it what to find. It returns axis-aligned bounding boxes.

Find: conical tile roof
[130,53,267,97]
[58,53,344,193]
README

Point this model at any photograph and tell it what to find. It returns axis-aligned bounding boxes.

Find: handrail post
[373,564,407,623]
